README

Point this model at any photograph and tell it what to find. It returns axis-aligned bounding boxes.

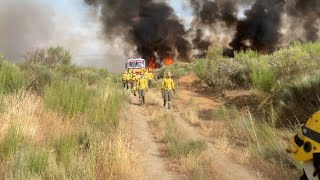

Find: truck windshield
[136,61,144,68]
[128,60,145,68]
[129,61,136,68]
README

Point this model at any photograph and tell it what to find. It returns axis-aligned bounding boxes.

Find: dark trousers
[148,79,153,88]
[139,90,146,104]
[163,90,172,108]
[122,80,128,89]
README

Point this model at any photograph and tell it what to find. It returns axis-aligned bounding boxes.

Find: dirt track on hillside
[128,94,178,180]
[128,75,268,180]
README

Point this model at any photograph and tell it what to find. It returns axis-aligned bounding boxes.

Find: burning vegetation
[84,0,320,64]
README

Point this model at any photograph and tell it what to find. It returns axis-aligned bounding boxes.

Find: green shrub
[193,59,208,80]
[155,62,193,79]
[0,62,26,94]
[78,69,99,85]
[248,57,276,93]
[20,63,56,94]
[56,64,81,78]
[55,65,108,85]
[54,135,78,166]
[206,46,224,60]
[87,85,125,128]
[276,71,320,125]
[164,125,206,158]
[0,127,23,160]
[270,44,315,79]
[234,49,260,61]
[43,79,93,117]
[219,58,251,89]
[167,137,206,158]
[302,42,320,62]
[97,68,109,78]
[77,127,94,152]
[218,107,298,178]
[10,148,49,176]
[25,46,71,68]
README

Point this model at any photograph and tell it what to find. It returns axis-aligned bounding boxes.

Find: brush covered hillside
[154,41,320,179]
[1,42,320,180]
[0,47,143,179]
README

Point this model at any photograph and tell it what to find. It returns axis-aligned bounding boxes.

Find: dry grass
[97,124,144,180]
[0,92,75,144]
[214,134,231,153]
[199,121,229,138]
[146,105,211,179]
[177,99,300,179]
[0,90,143,179]
[181,105,201,126]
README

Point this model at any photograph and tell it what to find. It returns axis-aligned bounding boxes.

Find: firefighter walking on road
[136,74,149,105]
[122,71,129,89]
[145,68,155,88]
[161,72,175,109]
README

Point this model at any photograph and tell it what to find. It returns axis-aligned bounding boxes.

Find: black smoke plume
[286,0,320,42]
[84,0,192,62]
[230,0,285,53]
[87,0,320,60]
[189,0,238,54]
[189,0,285,53]
[189,0,320,55]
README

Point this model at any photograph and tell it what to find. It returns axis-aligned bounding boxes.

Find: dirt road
[127,75,267,180]
[128,94,178,180]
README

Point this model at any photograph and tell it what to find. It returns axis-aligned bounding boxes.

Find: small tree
[25,46,72,68]
[46,46,71,67]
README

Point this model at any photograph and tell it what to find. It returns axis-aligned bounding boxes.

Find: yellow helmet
[290,111,320,161]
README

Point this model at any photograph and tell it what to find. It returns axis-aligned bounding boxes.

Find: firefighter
[136,74,148,105]
[161,72,175,109]
[287,111,320,180]
[145,68,154,88]
[130,72,136,91]
[131,72,138,95]
[122,71,128,89]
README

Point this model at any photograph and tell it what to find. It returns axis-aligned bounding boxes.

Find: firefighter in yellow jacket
[130,72,137,92]
[161,72,175,109]
[287,111,320,180]
[136,74,149,105]
[145,68,155,88]
[122,71,128,89]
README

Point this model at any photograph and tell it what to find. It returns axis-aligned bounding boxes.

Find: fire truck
[125,55,173,73]
[125,58,146,74]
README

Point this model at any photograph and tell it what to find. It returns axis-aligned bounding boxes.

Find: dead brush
[147,104,210,179]
[218,106,300,179]
[0,91,73,144]
[98,127,144,180]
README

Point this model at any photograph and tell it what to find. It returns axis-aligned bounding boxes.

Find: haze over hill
[1,0,320,72]
[0,0,126,72]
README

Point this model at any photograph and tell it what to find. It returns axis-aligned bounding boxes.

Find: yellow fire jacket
[122,73,128,80]
[137,78,148,90]
[161,78,175,90]
[145,72,154,80]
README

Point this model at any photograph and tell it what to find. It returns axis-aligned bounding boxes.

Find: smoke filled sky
[0,0,192,71]
[1,0,320,71]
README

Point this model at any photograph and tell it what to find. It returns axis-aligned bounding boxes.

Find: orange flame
[148,56,156,69]
[165,55,173,66]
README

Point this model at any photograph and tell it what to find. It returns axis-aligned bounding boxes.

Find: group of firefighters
[122,68,175,109]
[122,68,320,179]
